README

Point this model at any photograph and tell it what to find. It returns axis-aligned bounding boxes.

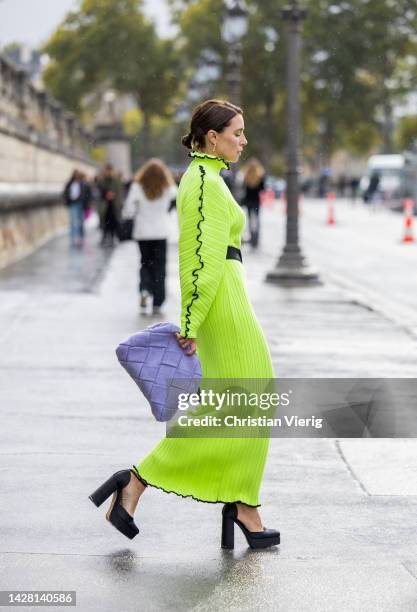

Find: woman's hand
[175,333,197,356]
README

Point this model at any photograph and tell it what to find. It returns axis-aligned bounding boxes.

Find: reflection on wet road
[0,229,114,293]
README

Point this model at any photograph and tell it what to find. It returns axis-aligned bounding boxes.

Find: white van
[360,153,417,208]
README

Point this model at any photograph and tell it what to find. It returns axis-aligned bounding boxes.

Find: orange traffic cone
[260,188,274,207]
[266,187,275,206]
[326,192,336,225]
[402,198,415,243]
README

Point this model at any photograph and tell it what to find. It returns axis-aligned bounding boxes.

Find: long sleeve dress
[133,151,275,507]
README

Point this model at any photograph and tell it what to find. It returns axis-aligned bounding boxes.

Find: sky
[0,0,175,48]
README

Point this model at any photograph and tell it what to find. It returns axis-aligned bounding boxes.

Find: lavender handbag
[115,322,202,422]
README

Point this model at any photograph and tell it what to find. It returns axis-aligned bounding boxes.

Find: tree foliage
[171,0,417,168]
[303,0,417,159]
[42,0,417,168]
[396,115,417,150]
[42,0,181,126]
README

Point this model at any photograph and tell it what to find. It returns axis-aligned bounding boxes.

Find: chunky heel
[221,512,235,549]
[89,469,129,507]
[221,502,280,550]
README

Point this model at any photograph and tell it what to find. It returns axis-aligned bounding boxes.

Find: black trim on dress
[188,151,230,171]
[183,164,206,338]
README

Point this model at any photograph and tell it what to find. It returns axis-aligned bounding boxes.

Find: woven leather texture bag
[116,322,202,422]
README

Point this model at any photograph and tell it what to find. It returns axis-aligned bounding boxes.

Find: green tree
[42,0,181,155]
[170,0,288,173]
[396,115,417,151]
[303,0,378,166]
[357,0,417,152]
[303,0,417,162]
[172,0,417,170]
[242,1,287,172]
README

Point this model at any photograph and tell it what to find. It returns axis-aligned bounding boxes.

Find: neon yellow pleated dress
[133,151,274,507]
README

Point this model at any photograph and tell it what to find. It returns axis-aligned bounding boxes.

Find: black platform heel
[221,502,280,550]
[89,468,144,540]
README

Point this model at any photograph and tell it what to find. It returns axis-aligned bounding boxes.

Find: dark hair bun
[181,132,193,149]
[181,99,243,151]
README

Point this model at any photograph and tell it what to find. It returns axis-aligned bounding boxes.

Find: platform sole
[248,534,280,549]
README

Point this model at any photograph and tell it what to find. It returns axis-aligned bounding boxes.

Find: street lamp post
[221,0,248,107]
[221,1,248,197]
[265,0,320,286]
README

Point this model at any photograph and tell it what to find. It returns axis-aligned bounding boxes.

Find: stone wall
[0,188,67,269]
[0,53,97,268]
[0,130,95,183]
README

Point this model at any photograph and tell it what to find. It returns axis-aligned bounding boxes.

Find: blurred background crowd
[1,0,417,299]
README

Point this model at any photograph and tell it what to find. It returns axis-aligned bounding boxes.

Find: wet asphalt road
[0,207,416,611]
[0,228,112,294]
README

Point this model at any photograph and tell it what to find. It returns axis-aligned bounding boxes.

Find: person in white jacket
[122,159,177,314]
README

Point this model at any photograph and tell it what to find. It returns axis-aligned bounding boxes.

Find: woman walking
[240,157,266,248]
[97,164,123,248]
[122,159,177,314]
[89,99,279,549]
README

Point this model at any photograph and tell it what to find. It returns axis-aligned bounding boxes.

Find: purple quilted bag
[115,322,202,422]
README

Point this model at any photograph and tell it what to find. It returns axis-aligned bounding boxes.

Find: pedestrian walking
[318,170,330,198]
[350,176,360,202]
[240,157,266,248]
[337,174,347,198]
[364,171,381,207]
[89,99,280,549]
[121,159,177,315]
[63,169,86,247]
[97,164,123,247]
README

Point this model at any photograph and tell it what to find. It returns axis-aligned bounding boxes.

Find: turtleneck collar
[188,150,230,172]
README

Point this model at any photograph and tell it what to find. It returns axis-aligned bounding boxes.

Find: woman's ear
[206,129,217,147]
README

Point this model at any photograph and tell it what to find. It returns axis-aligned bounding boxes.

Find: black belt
[226,245,242,263]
